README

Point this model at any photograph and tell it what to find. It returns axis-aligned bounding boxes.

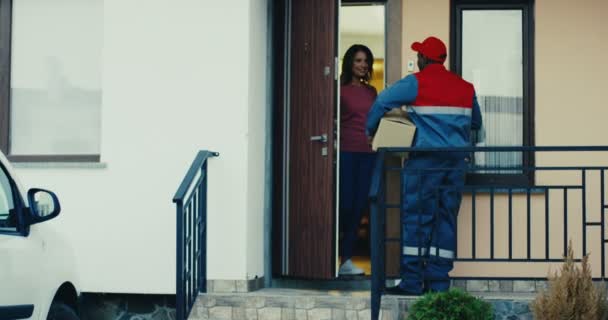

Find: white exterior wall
[246,0,269,280]
[13,0,268,294]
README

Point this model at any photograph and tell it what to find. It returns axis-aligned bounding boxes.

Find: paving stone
[535,280,549,291]
[246,297,266,309]
[295,309,307,320]
[345,298,367,310]
[213,280,237,293]
[307,308,331,320]
[195,296,215,309]
[452,280,467,290]
[380,309,395,320]
[467,280,489,292]
[192,288,543,320]
[281,308,295,320]
[594,281,608,295]
[345,310,358,320]
[489,280,501,292]
[357,309,371,320]
[215,295,247,307]
[380,296,397,309]
[246,308,259,320]
[315,296,346,309]
[237,280,249,293]
[513,281,536,292]
[266,296,295,308]
[258,307,282,320]
[500,280,514,292]
[209,306,233,320]
[294,297,315,309]
[251,278,265,292]
[192,304,209,320]
[398,299,409,312]
[331,308,346,320]
[233,307,246,319]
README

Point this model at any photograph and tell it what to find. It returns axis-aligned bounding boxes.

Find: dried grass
[532,241,608,320]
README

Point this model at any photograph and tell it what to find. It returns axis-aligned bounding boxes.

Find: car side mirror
[27,188,61,224]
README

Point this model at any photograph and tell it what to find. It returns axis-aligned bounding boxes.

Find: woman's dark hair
[340,44,374,86]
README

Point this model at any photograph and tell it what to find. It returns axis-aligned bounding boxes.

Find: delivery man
[366,36,483,294]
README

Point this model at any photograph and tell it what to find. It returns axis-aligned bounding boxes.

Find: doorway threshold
[271,277,399,291]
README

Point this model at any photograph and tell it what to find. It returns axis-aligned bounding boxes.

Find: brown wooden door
[287,0,337,279]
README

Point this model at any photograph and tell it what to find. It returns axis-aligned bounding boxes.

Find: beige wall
[536,0,608,149]
[386,0,403,84]
[534,0,608,173]
[398,0,608,278]
[402,0,450,75]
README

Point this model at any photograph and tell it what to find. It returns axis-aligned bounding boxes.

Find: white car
[0,151,80,320]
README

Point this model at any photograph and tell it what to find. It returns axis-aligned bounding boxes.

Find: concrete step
[189,288,536,320]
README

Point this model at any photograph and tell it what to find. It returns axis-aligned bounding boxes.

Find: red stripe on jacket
[412,64,474,109]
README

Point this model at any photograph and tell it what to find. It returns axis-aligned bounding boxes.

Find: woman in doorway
[338,44,377,276]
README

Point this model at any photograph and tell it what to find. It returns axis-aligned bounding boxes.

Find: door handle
[310,134,328,143]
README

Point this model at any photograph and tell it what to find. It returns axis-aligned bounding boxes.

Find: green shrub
[408,288,493,320]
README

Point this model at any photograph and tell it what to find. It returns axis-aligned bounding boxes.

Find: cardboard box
[371,108,416,157]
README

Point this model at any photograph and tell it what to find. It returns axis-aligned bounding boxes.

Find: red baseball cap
[411,36,447,63]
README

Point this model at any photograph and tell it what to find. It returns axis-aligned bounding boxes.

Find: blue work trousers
[399,155,466,293]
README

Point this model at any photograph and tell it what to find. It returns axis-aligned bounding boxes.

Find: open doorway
[271,0,400,281]
[337,2,386,277]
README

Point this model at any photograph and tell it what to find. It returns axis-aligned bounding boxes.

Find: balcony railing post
[601,169,605,278]
[370,150,386,320]
[379,174,386,296]
[371,199,382,320]
[582,170,587,256]
[176,200,185,320]
[200,163,208,293]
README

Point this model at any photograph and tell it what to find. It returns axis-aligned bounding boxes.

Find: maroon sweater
[340,84,377,153]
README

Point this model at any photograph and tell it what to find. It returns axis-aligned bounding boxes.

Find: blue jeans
[339,152,376,261]
[400,156,466,293]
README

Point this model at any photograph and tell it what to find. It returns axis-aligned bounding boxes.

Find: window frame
[450,0,535,186]
[0,0,100,163]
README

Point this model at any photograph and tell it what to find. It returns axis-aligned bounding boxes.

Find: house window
[451,0,534,186]
[0,0,102,162]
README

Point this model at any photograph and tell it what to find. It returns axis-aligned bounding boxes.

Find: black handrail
[173,151,219,202]
[369,146,608,320]
[173,150,218,320]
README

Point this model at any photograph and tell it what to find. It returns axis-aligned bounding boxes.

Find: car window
[0,167,16,231]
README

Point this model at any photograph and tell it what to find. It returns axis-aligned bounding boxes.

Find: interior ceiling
[340,5,385,36]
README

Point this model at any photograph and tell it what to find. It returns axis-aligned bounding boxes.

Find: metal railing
[369,146,608,320]
[173,151,218,320]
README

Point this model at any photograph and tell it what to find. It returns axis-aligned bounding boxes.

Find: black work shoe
[384,285,423,296]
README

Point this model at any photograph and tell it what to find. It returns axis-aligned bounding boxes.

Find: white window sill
[12,162,108,169]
